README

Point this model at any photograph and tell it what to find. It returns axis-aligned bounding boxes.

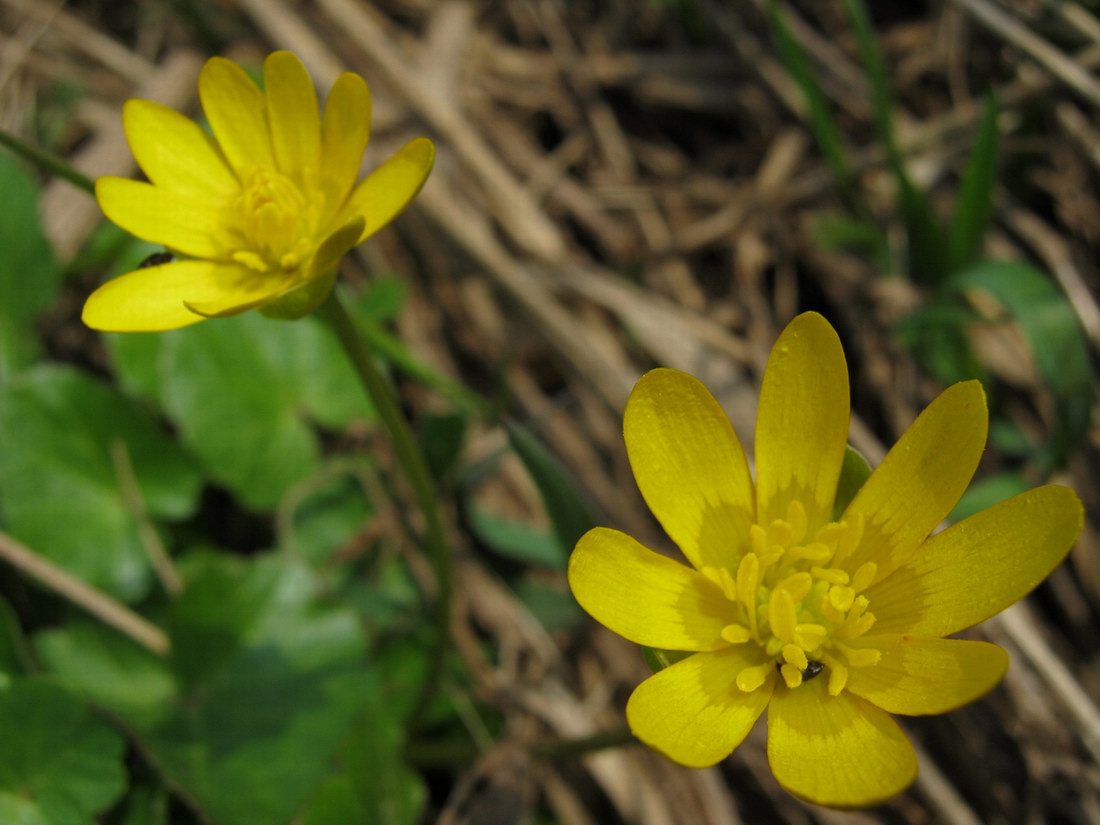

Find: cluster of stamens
[224,167,324,274]
[701,500,881,696]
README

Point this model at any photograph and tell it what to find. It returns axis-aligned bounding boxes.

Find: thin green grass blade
[949,94,1000,271]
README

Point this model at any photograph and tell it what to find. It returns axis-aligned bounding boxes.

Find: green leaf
[419,412,468,482]
[279,465,373,566]
[513,578,583,633]
[505,422,600,556]
[37,554,373,825]
[766,3,858,208]
[0,596,31,684]
[155,313,373,510]
[949,94,999,271]
[0,366,201,599]
[302,695,426,825]
[813,215,892,270]
[948,261,1094,468]
[895,301,986,386]
[0,153,60,378]
[466,503,565,568]
[0,679,127,825]
[358,276,410,323]
[832,445,873,519]
[949,473,1032,522]
[898,170,949,283]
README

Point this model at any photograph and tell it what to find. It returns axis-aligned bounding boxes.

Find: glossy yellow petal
[845,635,1008,715]
[623,368,755,571]
[841,381,987,580]
[345,137,435,243]
[627,647,773,768]
[96,178,224,259]
[767,676,917,807]
[308,216,366,281]
[755,312,849,533]
[868,485,1083,637]
[568,528,732,652]
[199,56,274,174]
[83,260,267,332]
[320,72,371,212]
[264,51,321,186]
[122,99,238,199]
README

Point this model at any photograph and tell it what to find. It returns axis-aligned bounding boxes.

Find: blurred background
[0,0,1098,823]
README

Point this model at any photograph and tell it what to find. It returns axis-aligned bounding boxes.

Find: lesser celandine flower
[568,312,1082,807]
[82,51,433,331]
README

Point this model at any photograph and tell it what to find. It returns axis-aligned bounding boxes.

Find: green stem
[0,129,95,194]
[532,726,637,761]
[317,289,452,729]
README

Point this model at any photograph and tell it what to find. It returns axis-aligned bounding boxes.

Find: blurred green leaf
[948,261,1093,468]
[0,153,60,378]
[0,366,201,599]
[280,466,373,566]
[832,445,873,519]
[842,0,948,282]
[302,698,425,825]
[949,95,999,271]
[154,313,373,510]
[108,782,169,825]
[513,578,583,633]
[419,411,468,483]
[505,421,600,555]
[0,679,127,825]
[466,504,565,568]
[949,473,1031,522]
[358,276,410,323]
[895,301,986,386]
[0,596,31,683]
[38,554,373,825]
[813,215,892,270]
[766,3,858,207]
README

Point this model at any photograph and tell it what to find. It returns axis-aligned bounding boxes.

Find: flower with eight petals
[568,312,1083,806]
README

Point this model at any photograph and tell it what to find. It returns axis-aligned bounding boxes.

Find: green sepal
[260,272,337,320]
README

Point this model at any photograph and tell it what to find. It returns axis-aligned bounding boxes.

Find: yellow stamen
[810,566,850,585]
[736,663,773,692]
[780,663,803,689]
[851,561,877,592]
[769,587,798,644]
[721,624,752,644]
[782,644,808,670]
[828,662,848,695]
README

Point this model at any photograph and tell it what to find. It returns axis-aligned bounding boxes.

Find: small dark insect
[775,659,825,681]
[138,251,175,269]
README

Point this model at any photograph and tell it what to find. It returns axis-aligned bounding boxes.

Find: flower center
[224,166,324,274]
[701,500,880,696]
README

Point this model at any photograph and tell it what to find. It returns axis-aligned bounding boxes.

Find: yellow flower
[82,51,434,331]
[568,312,1082,807]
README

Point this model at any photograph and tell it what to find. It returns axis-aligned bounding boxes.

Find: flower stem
[317,289,452,728]
[0,129,95,194]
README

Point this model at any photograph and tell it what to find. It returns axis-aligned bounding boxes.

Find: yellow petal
[767,676,917,807]
[198,56,275,174]
[755,312,849,534]
[96,178,224,259]
[567,528,732,652]
[320,72,371,213]
[344,137,435,243]
[623,368,755,571]
[627,648,773,768]
[122,99,238,199]
[841,381,987,579]
[845,635,1008,715]
[83,260,270,332]
[868,485,1082,637]
[308,216,366,281]
[264,51,321,186]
